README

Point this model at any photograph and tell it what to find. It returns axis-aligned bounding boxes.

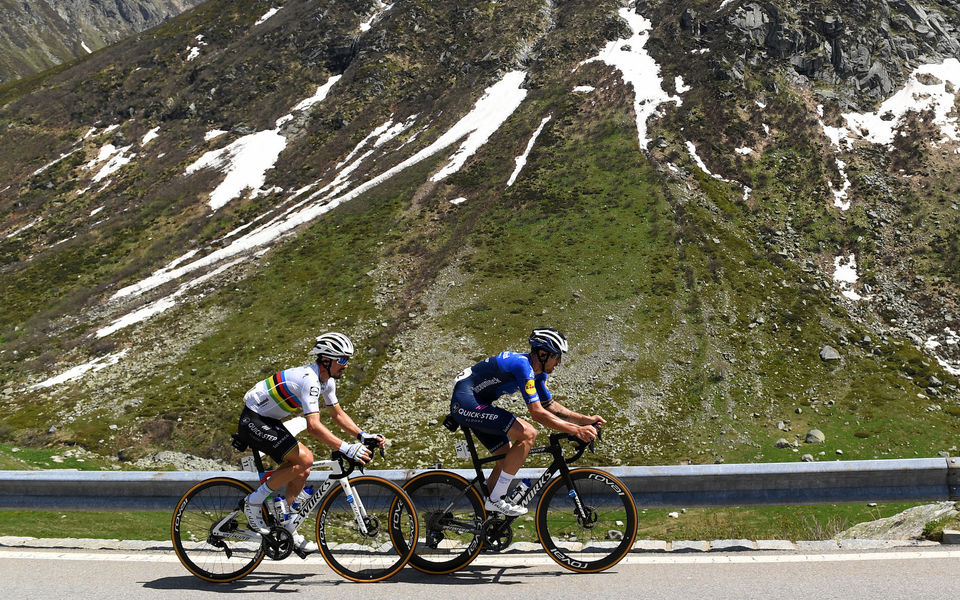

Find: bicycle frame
[211,448,372,543]
[455,426,594,526]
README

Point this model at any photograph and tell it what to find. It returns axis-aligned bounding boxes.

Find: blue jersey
[454,352,553,406]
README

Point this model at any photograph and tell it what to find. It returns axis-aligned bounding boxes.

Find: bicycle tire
[535,467,637,573]
[171,477,266,582]
[401,470,486,574]
[314,475,417,582]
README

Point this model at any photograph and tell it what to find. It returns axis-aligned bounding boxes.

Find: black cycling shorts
[450,380,517,453]
[237,406,300,464]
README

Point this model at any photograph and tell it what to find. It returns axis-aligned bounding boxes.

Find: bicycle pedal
[293,547,308,560]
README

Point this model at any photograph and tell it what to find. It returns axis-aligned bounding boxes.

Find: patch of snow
[90,145,135,183]
[80,40,92,54]
[186,131,287,210]
[507,115,552,187]
[735,147,753,155]
[5,218,41,240]
[675,76,691,94]
[204,129,227,141]
[578,7,682,150]
[30,350,129,389]
[90,206,105,217]
[97,256,247,338]
[114,71,529,301]
[430,71,529,181]
[141,127,160,146]
[450,197,467,205]
[573,85,595,93]
[31,149,79,177]
[842,59,960,146]
[288,75,342,116]
[360,1,393,32]
[833,254,866,301]
[255,7,280,26]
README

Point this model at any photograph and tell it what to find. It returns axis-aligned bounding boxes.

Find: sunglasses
[336,357,349,365]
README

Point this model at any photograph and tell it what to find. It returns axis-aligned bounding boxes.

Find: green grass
[0,503,929,542]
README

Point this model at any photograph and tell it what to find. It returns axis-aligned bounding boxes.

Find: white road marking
[2,549,960,566]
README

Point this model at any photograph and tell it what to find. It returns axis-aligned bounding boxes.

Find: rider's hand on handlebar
[586,415,606,429]
[341,441,372,464]
[357,430,386,449]
[573,423,598,443]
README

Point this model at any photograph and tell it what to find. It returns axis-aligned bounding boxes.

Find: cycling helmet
[310,332,355,358]
[529,328,568,355]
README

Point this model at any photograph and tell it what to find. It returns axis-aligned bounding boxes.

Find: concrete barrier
[2,456,959,511]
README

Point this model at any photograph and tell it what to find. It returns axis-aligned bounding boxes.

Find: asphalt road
[4,547,960,599]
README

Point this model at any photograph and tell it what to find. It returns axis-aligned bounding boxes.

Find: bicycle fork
[339,479,371,535]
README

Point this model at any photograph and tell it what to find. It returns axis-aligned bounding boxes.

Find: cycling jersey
[243,363,339,420]
[449,352,554,452]
[453,352,553,406]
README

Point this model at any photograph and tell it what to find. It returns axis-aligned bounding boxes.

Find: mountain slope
[0,0,958,470]
[0,0,207,85]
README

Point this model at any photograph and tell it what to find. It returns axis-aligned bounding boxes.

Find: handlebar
[330,438,385,476]
[548,425,602,464]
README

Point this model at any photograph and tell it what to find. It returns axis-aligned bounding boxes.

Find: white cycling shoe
[243,500,270,535]
[484,496,528,517]
[291,532,319,553]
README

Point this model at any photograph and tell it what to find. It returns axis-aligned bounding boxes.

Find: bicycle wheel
[171,477,265,582]
[401,470,486,574]
[315,475,417,582]
[535,468,637,573]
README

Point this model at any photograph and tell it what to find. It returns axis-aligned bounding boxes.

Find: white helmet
[529,327,568,355]
[311,332,355,358]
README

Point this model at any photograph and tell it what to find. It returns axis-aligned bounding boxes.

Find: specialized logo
[524,379,536,396]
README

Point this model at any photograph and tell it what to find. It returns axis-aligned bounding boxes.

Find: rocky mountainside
[1,0,959,471]
[0,0,205,85]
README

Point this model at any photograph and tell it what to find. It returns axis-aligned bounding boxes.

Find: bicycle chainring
[262,527,294,560]
[480,517,513,553]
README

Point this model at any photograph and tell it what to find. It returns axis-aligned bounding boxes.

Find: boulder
[805,429,826,443]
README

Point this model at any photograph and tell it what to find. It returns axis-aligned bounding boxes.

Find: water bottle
[291,486,313,512]
[511,478,531,502]
[272,494,289,523]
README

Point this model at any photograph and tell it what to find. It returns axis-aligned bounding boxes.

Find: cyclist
[449,327,604,516]
[235,332,384,553]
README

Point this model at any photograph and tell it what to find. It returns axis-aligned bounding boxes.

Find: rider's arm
[527,401,597,441]
[327,403,362,440]
[304,412,345,450]
[544,400,606,427]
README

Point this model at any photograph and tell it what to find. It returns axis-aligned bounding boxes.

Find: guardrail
[2,456,959,511]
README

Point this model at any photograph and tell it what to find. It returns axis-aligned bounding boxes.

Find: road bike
[171,435,417,583]
[402,415,637,574]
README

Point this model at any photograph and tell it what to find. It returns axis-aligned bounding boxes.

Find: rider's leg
[248,443,313,503]
[488,418,536,501]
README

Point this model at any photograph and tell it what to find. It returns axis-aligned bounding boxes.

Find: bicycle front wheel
[401,471,486,574]
[171,477,265,582]
[535,468,637,573]
[315,475,417,582]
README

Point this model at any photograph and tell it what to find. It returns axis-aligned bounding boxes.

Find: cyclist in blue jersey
[449,328,605,516]
[235,332,384,553]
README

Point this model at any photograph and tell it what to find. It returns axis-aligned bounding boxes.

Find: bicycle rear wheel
[171,477,265,582]
[315,475,417,582]
[535,468,637,573]
[401,470,486,574]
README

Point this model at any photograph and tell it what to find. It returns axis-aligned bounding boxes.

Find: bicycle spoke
[172,478,265,582]
[315,476,416,582]
[536,468,637,573]
[402,471,485,574]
